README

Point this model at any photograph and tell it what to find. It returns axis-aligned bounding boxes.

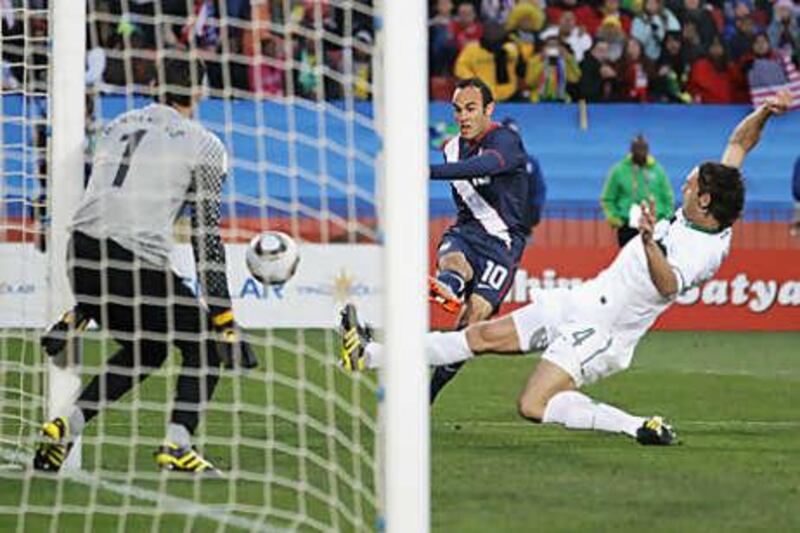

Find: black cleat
[636,416,677,446]
[41,308,90,357]
[33,416,73,472]
[339,304,372,372]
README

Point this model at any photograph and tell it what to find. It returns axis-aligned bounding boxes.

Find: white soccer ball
[245,231,300,285]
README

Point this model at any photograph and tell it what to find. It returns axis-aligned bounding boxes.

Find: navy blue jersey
[793,156,800,202]
[525,154,547,228]
[431,124,530,246]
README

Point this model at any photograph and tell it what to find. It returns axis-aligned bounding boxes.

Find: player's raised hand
[765,90,792,115]
[639,199,656,244]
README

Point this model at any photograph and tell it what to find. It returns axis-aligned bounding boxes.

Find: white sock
[542,391,645,437]
[364,342,383,370]
[363,331,473,369]
[166,423,192,448]
[425,331,473,366]
[67,407,86,438]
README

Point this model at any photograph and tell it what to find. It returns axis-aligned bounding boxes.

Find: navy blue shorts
[436,225,525,311]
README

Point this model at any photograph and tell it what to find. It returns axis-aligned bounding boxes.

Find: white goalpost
[46,0,86,472]
[1,0,429,530]
[381,0,429,531]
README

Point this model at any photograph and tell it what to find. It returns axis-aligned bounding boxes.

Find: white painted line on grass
[0,447,283,533]
[437,419,800,429]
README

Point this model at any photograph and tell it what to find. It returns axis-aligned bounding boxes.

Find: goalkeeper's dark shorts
[67,231,219,431]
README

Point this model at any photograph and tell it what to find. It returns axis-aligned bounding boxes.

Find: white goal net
[0,1,429,531]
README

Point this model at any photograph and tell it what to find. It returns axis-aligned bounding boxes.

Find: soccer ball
[245,231,300,285]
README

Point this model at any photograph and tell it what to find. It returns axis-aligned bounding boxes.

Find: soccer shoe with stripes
[154,443,220,475]
[339,303,372,372]
[428,276,462,315]
[636,416,677,446]
[33,416,73,472]
[41,307,90,357]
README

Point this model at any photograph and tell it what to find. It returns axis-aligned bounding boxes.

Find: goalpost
[1,0,428,530]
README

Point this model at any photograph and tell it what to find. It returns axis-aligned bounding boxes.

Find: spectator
[85,25,107,89]
[677,0,719,48]
[295,36,321,99]
[767,0,800,57]
[454,22,520,101]
[632,0,681,61]
[546,0,581,28]
[506,1,546,63]
[746,32,788,90]
[579,39,621,101]
[600,134,674,247]
[556,11,593,62]
[616,37,656,101]
[687,34,748,102]
[722,0,756,40]
[596,15,628,62]
[481,0,518,24]
[681,20,707,62]
[352,30,373,100]
[578,0,634,36]
[250,37,286,97]
[451,1,483,52]
[728,13,759,61]
[524,27,581,102]
[430,0,458,76]
[652,31,692,101]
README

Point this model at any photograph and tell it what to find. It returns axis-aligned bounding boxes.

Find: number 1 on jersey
[112,129,147,187]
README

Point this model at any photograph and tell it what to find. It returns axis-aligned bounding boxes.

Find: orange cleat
[428,276,462,315]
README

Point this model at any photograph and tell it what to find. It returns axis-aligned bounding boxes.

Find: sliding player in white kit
[340,91,792,445]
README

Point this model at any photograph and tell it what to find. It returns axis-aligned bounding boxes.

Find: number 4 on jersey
[112,129,147,187]
[571,327,596,346]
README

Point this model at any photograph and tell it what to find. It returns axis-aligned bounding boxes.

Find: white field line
[0,447,284,533]
[435,419,800,429]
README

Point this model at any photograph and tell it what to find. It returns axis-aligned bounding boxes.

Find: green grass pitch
[1,330,799,532]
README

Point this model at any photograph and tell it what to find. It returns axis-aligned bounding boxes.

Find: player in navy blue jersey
[428,78,544,404]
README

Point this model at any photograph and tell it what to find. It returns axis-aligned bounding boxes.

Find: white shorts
[510,289,635,387]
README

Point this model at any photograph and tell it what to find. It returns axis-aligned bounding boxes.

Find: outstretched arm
[721,90,792,169]
[639,199,678,298]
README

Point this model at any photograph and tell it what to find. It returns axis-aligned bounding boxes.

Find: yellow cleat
[339,304,372,372]
[33,416,73,472]
[41,307,90,357]
[154,443,221,476]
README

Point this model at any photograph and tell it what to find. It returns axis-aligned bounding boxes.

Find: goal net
[0,1,427,530]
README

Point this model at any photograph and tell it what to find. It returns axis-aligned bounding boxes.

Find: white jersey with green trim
[572,208,732,343]
[71,103,227,267]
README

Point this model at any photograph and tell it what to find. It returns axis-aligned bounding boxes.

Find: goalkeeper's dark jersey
[71,103,232,311]
[431,124,529,247]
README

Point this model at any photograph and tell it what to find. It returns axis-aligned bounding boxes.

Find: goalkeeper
[34,57,254,475]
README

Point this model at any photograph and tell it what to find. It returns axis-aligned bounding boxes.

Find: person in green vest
[601,134,674,246]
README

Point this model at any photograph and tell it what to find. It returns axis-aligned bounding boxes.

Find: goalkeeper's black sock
[429,361,466,405]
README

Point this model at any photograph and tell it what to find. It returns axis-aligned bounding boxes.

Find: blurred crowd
[1,0,799,104]
[2,0,376,101]
[430,0,800,103]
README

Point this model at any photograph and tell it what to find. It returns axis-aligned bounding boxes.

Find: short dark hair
[697,161,745,229]
[454,77,495,107]
[157,56,206,107]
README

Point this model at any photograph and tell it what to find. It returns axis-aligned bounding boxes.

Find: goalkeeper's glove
[210,309,258,370]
